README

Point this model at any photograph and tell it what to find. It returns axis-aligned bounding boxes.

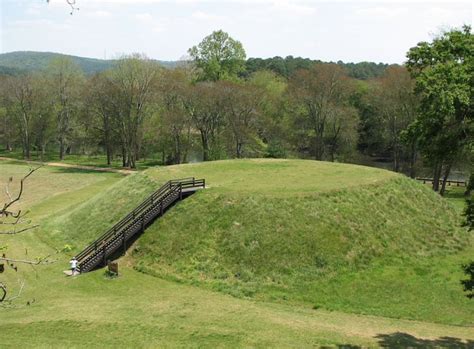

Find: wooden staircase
[76,177,205,273]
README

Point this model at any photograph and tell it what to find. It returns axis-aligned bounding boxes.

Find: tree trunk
[24,137,30,160]
[106,146,112,166]
[41,143,46,162]
[465,172,473,196]
[314,135,324,161]
[59,137,65,161]
[432,162,442,192]
[440,163,452,196]
[409,142,417,179]
[393,152,400,173]
[105,130,112,166]
[174,133,181,164]
[201,131,210,161]
[121,146,127,167]
[236,140,243,159]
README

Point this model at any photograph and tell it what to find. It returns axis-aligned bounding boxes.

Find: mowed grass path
[0,161,472,348]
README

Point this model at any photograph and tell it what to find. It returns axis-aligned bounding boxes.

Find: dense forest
[0,27,472,193]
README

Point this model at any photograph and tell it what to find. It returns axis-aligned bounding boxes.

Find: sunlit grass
[0,160,472,348]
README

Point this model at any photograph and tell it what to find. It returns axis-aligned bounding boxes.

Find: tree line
[0,27,472,194]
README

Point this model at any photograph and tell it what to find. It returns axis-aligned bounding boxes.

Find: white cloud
[135,13,153,22]
[271,1,316,16]
[191,11,227,21]
[88,10,112,18]
[25,7,41,16]
[355,6,407,17]
[153,23,166,33]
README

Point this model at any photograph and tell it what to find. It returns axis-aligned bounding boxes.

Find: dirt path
[0,157,136,175]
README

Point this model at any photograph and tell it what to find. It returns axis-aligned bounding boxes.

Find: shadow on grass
[375,332,473,348]
[49,167,120,175]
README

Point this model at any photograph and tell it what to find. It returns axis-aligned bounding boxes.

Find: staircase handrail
[76,177,202,262]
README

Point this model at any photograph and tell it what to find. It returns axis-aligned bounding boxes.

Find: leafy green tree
[220,81,262,158]
[352,80,385,157]
[84,72,122,165]
[406,26,473,194]
[182,82,225,161]
[108,54,160,168]
[464,198,474,230]
[157,67,193,164]
[249,71,288,158]
[461,262,474,299]
[465,171,474,196]
[188,30,246,81]
[374,66,419,175]
[3,74,53,160]
[46,57,84,160]
[287,63,358,161]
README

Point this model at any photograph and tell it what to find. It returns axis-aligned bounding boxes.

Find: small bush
[104,269,118,279]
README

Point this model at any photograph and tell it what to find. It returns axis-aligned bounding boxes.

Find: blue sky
[0,0,472,63]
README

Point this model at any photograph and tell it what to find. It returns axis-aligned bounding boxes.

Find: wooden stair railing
[76,177,205,273]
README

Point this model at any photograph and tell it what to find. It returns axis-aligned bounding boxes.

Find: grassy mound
[129,159,472,324]
[26,159,472,324]
[2,162,472,347]
[40,172,159,251]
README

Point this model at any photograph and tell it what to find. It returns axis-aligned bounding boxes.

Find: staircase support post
[102,246,106,267]
[122,235,126,255]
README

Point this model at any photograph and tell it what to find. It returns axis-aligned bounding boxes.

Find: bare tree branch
[46,0,79,15]
[4,279,25,302]
[1,165,42,219]
[1,166,44,304]
[0,255,53,266]
[0,225,39,235]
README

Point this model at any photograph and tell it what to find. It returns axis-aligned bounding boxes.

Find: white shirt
[70,259,78,269]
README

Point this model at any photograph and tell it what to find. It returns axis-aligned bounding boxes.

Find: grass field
[0,159,472,348]
[0,149,162,171]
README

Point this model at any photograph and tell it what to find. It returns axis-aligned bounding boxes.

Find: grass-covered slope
[0,161,474,348]
[22,159,472,325]
[2,161,472,348]
[127,159,472,325]
[40,172,159,251]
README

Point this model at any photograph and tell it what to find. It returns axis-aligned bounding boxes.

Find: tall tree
[4,75,35,159]
[406,26,473,194]
[157,68,193,164]
[249,71,288,158]
[85,73,121,165]
[374,66,419,176]
[188,30,246,81]
[288,63,358,161]
[3,75,52,160]
[47,57,84,160]
[220,81,262,158]
[183,82,225,161]
[108,54,160,168]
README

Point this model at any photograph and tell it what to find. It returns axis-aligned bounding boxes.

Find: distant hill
[0,51,177,75]
[245,56,391,80]
[0,51,391,79]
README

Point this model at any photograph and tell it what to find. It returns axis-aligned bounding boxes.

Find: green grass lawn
[0,160,473,348]
[0,149,163,170]
[132,160,473,326]
[149,158,398,196]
